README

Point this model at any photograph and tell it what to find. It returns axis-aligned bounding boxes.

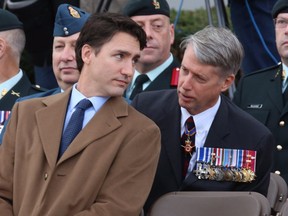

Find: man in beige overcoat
[0,12,161,216]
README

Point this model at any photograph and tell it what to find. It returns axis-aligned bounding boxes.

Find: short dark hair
[75,12,147,71]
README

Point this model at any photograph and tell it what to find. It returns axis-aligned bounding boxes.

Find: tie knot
[135,74,149,85]
[185,116,195,131]
[76,99,92,110]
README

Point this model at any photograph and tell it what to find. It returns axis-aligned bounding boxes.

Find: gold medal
[247,169,256,182]
[181,140,195,155]
[224,169,234,181]
[207,166,216,180]
[214,168,224,181]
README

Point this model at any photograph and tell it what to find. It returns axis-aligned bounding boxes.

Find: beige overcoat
[0,89,161,216]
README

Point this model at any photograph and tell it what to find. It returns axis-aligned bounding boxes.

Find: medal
[194,147,257,182]
[181,123,196,155]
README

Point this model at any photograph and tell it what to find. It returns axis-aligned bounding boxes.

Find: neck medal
[182,124,196,155]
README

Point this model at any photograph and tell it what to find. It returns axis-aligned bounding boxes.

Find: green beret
[53,4,90,37]
[0,9,23,32]
[272,0,288,18]
[123,0,170,18]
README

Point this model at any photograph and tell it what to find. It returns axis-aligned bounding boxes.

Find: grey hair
[0,28,25,63]
[180,26,244,76]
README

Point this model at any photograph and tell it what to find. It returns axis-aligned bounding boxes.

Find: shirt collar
[181,96,221,134]
[69,83,109,113]
[0,69,23,94]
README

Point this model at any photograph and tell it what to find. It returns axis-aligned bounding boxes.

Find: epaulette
[243,62,281,79]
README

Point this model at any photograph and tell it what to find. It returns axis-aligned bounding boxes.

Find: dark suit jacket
[233,64,288,182]
[132,89,274,213]
[0,73,46,111]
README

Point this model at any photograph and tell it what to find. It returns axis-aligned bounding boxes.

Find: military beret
[272,0,288,18]
[0,9,23,32]
[123,0,170,18]
[53,4,90,37]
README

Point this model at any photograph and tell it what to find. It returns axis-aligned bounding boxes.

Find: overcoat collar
[36,89,128,168]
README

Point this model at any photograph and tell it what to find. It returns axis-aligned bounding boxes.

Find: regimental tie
[58,99,92,158]
[181,116,196,178]
[129,74,149,100]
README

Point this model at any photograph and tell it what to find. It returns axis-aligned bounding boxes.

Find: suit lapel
[161,91,183,186]
[204,96,230,147]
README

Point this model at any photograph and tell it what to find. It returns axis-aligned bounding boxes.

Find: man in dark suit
[122,0,180,100]
[132,26,274,214]
[233,0,288,184]
[0,12,161,215]
[0,9,45,111]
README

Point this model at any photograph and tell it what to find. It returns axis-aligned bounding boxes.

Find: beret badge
[152,0,160,9]
[68,6,80,18]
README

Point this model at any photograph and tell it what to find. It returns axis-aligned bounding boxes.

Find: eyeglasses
[274,18,288,29]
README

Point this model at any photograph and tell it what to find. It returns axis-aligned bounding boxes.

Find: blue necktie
[58,99,92,158]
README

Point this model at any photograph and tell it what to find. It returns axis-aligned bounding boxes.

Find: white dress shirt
[180,96,221,175]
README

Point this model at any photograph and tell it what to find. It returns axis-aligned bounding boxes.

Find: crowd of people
[0,0,287,215]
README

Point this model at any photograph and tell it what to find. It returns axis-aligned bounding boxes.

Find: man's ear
[81,44,93,64]
[221,74,235,92]
[0,38,7,58]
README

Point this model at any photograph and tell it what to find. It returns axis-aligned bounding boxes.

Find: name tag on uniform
[247,104,263,109]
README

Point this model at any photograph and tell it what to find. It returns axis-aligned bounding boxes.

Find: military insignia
[1,88,7,98]
[194,147,257,183]
[152,0,160,9]
[181,121,196,155]
[68,6,80,18]
[0,110,11,133]
[11,90,20,97]
[170,67,180,87]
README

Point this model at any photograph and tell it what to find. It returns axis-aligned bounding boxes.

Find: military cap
[0,9,23,32]
[53,4,90,37]
[272,0,288,18]
[123,0,170,18]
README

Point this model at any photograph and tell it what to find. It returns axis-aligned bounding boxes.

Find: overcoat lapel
[36,90,70,168]
[59,97,124,162]
[36,90,127,167]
